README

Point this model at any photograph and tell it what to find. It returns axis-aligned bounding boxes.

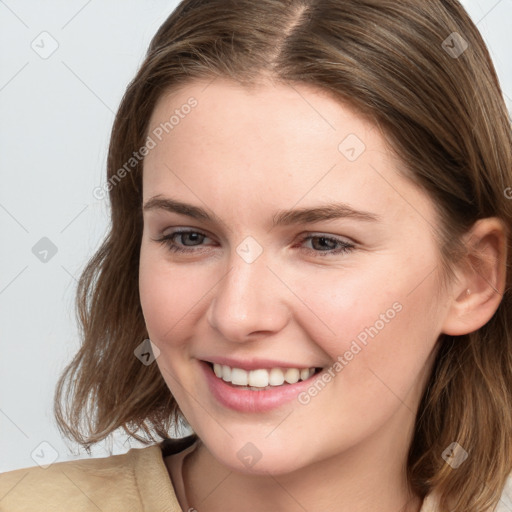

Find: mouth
[204,361,323,391]
[200,360,327,412]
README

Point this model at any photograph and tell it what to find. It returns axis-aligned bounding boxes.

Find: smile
[200,360,325,412]
[212,363,319,390]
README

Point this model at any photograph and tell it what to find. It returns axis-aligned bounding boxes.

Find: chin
[198,430,311,476]
[223,450,305,476]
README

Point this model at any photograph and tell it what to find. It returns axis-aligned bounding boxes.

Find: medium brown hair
[54,1,512,510]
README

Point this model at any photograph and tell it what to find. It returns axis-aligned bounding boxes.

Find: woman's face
[139,77,451,475]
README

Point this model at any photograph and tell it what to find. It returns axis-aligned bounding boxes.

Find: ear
[442,217,508,336]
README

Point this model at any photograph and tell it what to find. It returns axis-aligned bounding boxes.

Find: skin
[138,77,507,512]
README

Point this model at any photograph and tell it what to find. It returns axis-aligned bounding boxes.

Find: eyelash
[155,229,355,257]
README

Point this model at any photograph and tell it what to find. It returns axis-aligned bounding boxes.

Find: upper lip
[202,357,322,371]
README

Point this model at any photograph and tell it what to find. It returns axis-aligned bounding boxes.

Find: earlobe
[441,217,508,336]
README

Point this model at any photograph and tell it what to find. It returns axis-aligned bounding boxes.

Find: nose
[206,247,290,342]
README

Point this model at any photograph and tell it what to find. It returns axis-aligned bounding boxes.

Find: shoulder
[0,436,196,512]
[0,445,154,512]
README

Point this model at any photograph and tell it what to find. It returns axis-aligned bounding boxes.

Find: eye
[155,229,213,254]
[296,234,355,257]
[154,230,355,257]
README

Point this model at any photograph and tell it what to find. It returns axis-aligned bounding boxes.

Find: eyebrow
[142,196,381,227]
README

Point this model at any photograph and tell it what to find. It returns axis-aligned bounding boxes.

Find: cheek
[298,257,441,400]
[139,245,182,342]
[138,244,214,348]
[288,261,403,347]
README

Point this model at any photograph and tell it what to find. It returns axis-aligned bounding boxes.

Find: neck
[181,412,424,512]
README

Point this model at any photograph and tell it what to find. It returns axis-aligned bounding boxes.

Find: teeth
[212,363,317,388]
[269,368,285,386]
[222,365,232,382]
[231,367,248,386]
[284,368,300,384]
[248,369,269,387]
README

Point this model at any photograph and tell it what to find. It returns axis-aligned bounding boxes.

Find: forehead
[142,77,436,230]
[146,77,373,159]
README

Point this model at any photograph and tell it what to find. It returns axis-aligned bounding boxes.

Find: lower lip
[200,360,321,413]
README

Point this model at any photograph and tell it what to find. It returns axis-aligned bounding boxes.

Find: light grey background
[0,0,511,472]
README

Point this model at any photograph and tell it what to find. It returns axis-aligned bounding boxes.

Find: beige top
[0,435,507,511]
[0,438,190,512]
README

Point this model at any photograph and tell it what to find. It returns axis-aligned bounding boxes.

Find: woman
[1,0,511,511]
